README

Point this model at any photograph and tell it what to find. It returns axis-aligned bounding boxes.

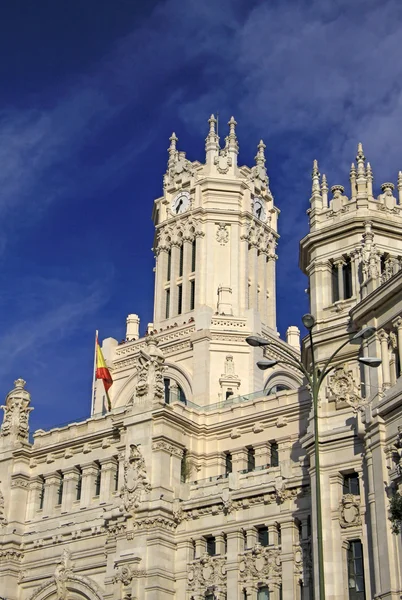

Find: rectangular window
[206,536,216,556]
[167,250,171,282]
[344,258,353,299]
[94,464,101,497]
[39,477,45,509]
[270,442,279,467]
[177,284,183,314]
[190,280,195,310]
[114,461,119,491]
[348,540,366,599]
[76,468,82,501]
[225,452,232,476]
[57,473,64,505]
[164,378,170,404]
[165,288,170,319]
[257,526,269,547]
[257,586,270,600]
[277,523,282,545]
[247,447,255,472]
[191,240,196,272]
[180,449,187,483]
[332,262,339,303]
[179,245,184,277]
[343,473,360,495]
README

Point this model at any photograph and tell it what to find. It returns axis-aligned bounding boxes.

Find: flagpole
[91,330,98,415]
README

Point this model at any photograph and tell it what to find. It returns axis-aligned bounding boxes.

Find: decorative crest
[1,378,33,444]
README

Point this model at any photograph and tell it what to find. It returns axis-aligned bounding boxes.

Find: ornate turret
[300,144,402,326]
[0,378,33,446]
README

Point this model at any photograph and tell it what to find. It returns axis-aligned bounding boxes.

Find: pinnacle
[312,159,319,177]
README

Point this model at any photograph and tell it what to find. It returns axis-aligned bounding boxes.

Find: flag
[96,335,113,411]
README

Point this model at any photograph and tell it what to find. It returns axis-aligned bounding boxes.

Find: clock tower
[152,115,279,331]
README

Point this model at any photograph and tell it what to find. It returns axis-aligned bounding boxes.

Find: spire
[168,132,178,167]
[312,160,320,192]
[398,171,402,204]
[366,162,373,197]
[350,162,357,200]
[255,140,266,166]
[205,114,219,165]
[356,142,367,197]
[321,173,328,208]
[227,116,239,158]
[310,160,322,209]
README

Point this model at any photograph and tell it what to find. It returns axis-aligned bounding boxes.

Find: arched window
[267,384,291,395]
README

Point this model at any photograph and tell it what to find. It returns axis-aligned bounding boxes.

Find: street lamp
[246,315,381,600]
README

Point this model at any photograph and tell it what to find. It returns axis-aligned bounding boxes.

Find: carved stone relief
[216,223,229,246]
[328,365,362,410]
[188,553,227,596]
[339,494,361,528]
[239,544,281,586]
[0,482,7,527]
[135,336,165,402]
[0,378,33,443]
[120,444,151,513]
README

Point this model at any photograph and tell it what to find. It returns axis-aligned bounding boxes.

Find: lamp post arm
[265,339,304,363]
[318,336,356,389]
[273,358,313,388]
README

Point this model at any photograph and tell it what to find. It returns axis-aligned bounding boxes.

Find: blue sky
[1,0,401,432]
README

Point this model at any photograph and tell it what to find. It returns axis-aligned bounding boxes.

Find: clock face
[253,197,267,222]
[171,191,190,215]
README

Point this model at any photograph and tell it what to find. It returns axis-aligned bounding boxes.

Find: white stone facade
[1,119,402,600]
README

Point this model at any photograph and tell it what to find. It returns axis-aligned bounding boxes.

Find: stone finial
[349,162,357,200]
[366,162,373,197]
[205,114,220,165]
[168,132,178,167]
[311,160,320,192]
[356,142,367,178]
[227,116,239,155]
[321,173,328,208]
[255,140,266,166]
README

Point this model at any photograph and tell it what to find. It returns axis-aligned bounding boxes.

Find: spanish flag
[96,334,113,411]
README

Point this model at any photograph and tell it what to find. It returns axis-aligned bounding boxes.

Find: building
[1,117,402,600]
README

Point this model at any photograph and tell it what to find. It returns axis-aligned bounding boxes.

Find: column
[246,527,257,549]
[239,239,249,312]
[26,477,43,520]
[169,243,180,318]
[393,317,402,377]
[281,521,297,598]
[254,442,269,469]
[249,244,259,309]
[154,249,169,323]
[80,462,99,509]
[334,258,345,301]
[182,239,192,313]
[258,250,267,318]
[99,457,117,504]
[350,250,360,298]
[215,533,226,555]
[379,330,391,390]
[176,539,194,598]
[361,339,371,398]
[61,467,80,513]
[226,531,243,598]
[268,523,279,546]
[195,234,205,307]
[195,538,205,558]
[266,257,276,328]
[232,449,248,472]
[42,472,61,517]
